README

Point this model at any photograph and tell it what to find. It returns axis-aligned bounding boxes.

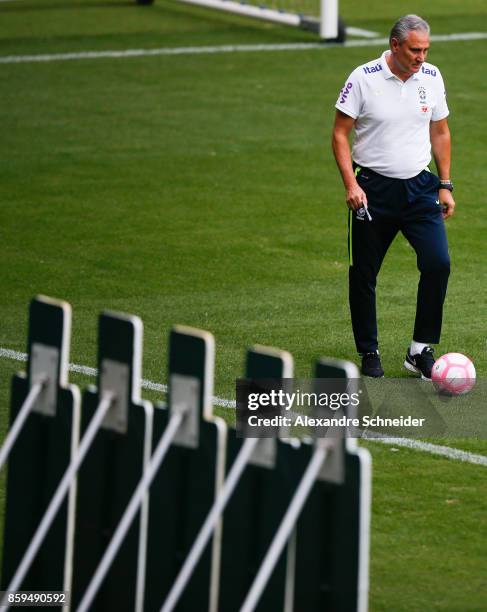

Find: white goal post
[139,0,344,41]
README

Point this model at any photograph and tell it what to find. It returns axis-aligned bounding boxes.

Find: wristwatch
[439,180,454,192]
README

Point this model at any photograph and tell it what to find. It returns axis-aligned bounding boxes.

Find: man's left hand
[439,188,455,219]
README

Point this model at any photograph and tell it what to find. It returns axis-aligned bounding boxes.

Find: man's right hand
[346,183,368,210]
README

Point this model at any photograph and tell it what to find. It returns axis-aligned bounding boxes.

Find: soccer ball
[431,353,476,396]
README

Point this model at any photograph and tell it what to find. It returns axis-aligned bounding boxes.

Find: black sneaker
[404,346,435,380]
[361,351,384,378]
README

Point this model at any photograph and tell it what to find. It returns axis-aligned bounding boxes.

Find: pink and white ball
[431,353,476,396]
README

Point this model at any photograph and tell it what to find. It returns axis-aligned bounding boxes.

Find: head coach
[331,14,455,379]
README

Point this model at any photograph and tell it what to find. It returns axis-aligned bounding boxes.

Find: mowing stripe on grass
[0,32,486,64]
[1,346,486,465]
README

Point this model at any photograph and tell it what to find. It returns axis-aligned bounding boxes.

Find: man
[331,14,455,379]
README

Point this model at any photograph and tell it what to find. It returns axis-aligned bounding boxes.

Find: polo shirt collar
[380,50,421,81]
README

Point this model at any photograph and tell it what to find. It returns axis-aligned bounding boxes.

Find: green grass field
[1,0,486,609]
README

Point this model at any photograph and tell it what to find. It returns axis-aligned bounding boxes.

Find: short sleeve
[431,70,449,121]
[335,70,362,119]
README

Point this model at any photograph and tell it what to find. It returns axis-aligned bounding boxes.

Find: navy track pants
[348,167,450,354]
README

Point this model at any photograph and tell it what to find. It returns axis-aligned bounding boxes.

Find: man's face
[391,30,430,75]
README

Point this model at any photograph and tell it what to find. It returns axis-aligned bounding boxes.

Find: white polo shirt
[335,50,449,179]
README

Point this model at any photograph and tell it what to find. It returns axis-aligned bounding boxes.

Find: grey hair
[389,14,430,44]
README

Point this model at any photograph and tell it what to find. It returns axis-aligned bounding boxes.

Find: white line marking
[369,437,487,467]
[1,346,486,465]
[0,32,486,64]
[346,26,380,38]
[0,347,236,408]
[0,348,27,362]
